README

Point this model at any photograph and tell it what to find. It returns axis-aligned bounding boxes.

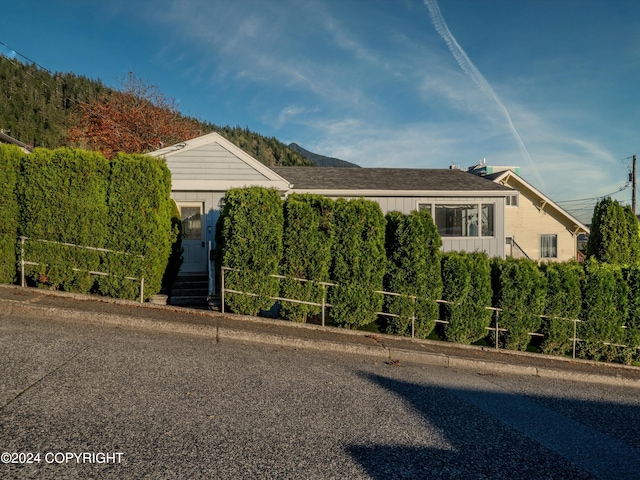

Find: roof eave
[285,188,513,197]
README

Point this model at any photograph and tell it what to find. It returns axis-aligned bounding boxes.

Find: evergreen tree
[586,197,640,265]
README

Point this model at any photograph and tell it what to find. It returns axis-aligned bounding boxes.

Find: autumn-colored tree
[68,72,205,158]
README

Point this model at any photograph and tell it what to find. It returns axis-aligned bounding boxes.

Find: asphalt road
[1,312,640,479]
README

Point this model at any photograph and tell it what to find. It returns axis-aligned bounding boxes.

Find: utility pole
[633,155,637,215]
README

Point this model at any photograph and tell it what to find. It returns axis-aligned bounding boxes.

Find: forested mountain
[0,56,310,166]
[288,142,360,168]
[0,56,108,149]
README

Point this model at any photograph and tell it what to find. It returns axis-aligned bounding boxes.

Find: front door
[178,202,207,273]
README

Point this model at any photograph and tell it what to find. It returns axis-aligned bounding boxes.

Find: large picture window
[419,202,495,237]
[540,234,557,258]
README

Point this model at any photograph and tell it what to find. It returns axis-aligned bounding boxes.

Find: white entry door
[178,202,207,273]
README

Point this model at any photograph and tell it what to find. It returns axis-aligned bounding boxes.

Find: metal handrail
[19,236,145,302]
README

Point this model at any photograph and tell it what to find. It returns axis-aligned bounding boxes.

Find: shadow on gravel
[347,373,640,480]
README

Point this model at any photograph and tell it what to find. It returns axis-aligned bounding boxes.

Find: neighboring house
[271,166,513,259]
[469,165,589,262]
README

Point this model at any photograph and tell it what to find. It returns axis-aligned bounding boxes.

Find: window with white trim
[540,234,557,258]
[505,195,519,207]
[418,203,495,237]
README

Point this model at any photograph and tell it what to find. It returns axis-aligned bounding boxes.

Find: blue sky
[2,0,640,222]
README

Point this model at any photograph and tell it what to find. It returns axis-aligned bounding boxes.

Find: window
[506,195,519,207]
[418,202,495,237]
[181,206,202,240]
[435,204,478,236]
[418,203,432,214]
[541,234,557,258]
[481,204,494,236]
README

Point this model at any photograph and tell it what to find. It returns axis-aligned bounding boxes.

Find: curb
[3,296,640,388]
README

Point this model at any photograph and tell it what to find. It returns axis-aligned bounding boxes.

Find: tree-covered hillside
[0,56,310,166]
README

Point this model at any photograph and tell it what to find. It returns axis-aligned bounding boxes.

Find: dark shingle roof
[272,167,513,192]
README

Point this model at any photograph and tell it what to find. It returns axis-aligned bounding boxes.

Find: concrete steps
[169,273,209,308]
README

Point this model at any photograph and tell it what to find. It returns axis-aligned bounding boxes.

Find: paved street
[1,312,640,479]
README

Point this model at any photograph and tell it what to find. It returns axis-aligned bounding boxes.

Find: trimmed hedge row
[216,187,639,364]
[0,144,176,299]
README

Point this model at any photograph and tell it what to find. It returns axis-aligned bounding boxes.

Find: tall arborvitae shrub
[540,262,583,356]
[441,252,493,344]
[17,147,110,292]
[0,145,21,283]
[329,198,386,329]
[622,266,640,364]
[383,210,442,338]
[98,153,174,299]
[280,194,334,322]
[216,187,283,316]
[586,197,640,265]
[579,259,629,361]
[16,147,175,299]
[491,257,547,351]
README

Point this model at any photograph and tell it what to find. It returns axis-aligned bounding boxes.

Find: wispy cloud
[424,0,542,187]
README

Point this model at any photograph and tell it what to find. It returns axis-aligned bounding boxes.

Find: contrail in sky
[424,0,536,171]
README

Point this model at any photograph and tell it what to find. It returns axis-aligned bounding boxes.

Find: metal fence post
[221,267,225,314]
[495,309,499,349]
[140,277,144,303]
[573,319,577,359]
[411,296,415,339]
[20,236,26,287]
[321,284,326,327]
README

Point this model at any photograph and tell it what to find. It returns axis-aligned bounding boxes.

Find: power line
[556,185,630,204]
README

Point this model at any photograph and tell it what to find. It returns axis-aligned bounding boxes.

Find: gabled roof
[147,132,291,191]
[485,169,589,234]
[272,166,513,197]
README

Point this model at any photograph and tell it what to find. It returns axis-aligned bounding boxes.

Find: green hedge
[18,147,110,293]
[441,252,493,344]
[0,145,22,283]
[329,198,386,328]
[98,153,174,299]
[579,259,629,362]
[491,257,547,351]
[539,262,583,355]
[15,147,174,299]
[216,187,283,315]
[383,210,442,338]
[623,266,640,364]
[280,194,334,322]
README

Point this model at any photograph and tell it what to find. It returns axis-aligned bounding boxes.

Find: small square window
[506,195,519,207]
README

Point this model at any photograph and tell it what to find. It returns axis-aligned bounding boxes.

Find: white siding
[166,144,269,182]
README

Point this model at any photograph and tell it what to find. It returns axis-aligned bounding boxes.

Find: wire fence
[19,236,145,302]
[221,266,638,360]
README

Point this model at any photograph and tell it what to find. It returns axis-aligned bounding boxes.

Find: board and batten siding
[320,194,506,259]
